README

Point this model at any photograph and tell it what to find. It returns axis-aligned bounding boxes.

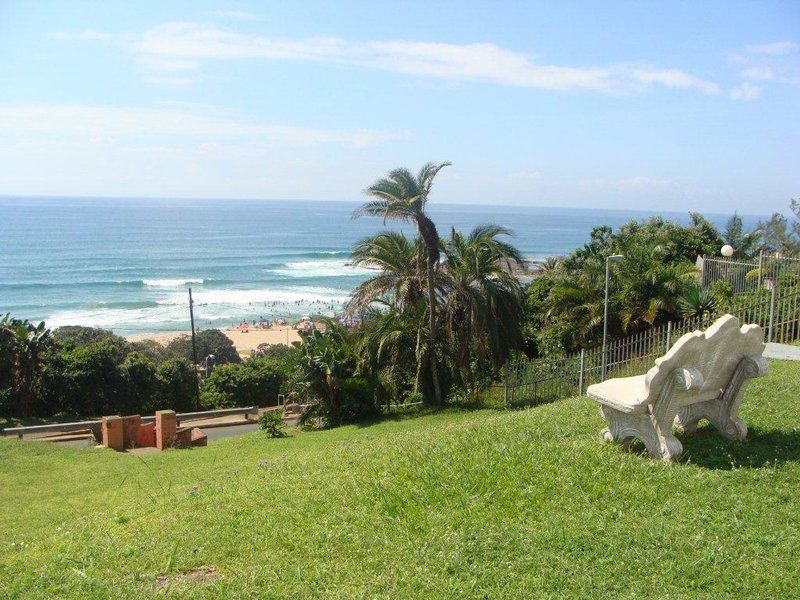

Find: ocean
[0,197,764,336]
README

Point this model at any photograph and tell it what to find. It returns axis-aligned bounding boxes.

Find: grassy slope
[1,361,799,599]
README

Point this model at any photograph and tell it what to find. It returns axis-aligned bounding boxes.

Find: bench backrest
[644,314,765,404]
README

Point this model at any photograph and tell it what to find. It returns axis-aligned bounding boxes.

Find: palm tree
[723,212,762,258]
[355,305,425,402]
[442,225,525,386]
[616,245,697,329]
[347,232,423,312]
[355,162,451,403]
[545,261,608,348]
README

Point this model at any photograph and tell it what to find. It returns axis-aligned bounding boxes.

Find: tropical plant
[441,224,525,386]
[355,304,426,402]
[679,285,717,318]
[355,162,451,403]
[615,245,697,329]
[294,322,376,425]
[758,199,800,255]
[0,314,52,417]
[348,232,423,311]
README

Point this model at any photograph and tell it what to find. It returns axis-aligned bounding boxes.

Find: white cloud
[745,41,799,56]
[740,66,774,81]
[730,82,762,101]
[130,22,718,94]
[0,105,410,148]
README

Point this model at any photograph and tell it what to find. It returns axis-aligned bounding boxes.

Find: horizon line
[0,194,773,220]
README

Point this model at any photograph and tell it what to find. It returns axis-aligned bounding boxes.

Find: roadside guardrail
[1,406,259,439]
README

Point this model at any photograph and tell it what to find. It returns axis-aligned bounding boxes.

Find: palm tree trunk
[426,260,442,404]
[415,215,442,403]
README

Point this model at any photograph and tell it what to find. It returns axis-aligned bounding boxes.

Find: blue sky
[0,1,798,214]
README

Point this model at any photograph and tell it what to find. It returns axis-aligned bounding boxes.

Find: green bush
[201,357,284,409]
[52,325,119,349]
[40,338,129,416]
[119,351,159,415]
[165,329,240,365]
[257,409,286,438]
[155,358,197,413]
[129,339,168,364]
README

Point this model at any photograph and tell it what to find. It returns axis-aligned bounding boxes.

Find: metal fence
[505,284,800,406]
[701,253,800,293]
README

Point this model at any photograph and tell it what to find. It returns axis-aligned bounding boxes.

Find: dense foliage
[0,321,287,419]
[521,212,771,355]
[164,329,240,365]
[200,357,284,408]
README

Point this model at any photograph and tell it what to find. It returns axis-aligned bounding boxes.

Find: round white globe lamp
[721,245,734,257]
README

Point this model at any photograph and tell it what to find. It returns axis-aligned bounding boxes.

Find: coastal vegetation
[0,324,287,421]
[0,182,795,426]
[1,359,798,597]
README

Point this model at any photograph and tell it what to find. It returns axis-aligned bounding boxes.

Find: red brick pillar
[155,410,177,450]
[101,416,124,451]
[121,415,142,449]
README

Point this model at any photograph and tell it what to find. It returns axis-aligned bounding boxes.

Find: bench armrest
[744,355,769,379]
[674,367,704,391]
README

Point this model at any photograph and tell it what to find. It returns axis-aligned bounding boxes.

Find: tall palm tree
[442,225,525,386]
[354,162,451,403]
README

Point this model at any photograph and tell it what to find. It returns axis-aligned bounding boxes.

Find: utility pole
[189,288,201,410]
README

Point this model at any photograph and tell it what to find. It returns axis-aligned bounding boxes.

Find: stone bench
[588,314,768,461]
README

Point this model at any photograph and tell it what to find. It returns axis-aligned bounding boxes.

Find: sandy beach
[126,326,302,355]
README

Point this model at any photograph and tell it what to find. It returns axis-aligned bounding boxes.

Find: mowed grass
[1,362,799,598]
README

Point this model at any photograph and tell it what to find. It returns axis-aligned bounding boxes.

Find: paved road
[764,342,800,361]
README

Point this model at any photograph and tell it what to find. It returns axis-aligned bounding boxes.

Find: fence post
[768,283,777,342]
[578,349,585,395]
[666,321,672,349]
[757,250,763,290]
[503,363,509,404]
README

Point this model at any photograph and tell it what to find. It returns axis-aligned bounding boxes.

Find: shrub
[165,329,240,365]
[129,339,168,364]
[119,351,159,415]
[52,326,119,349]
[257,409,286,438]
[40,338,128,416]
[155,358,197,412]
[200,358,284,409]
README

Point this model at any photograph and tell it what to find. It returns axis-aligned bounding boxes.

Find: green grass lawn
[2,361,799,598]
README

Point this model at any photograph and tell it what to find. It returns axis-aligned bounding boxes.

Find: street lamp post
[602,254,625,381]
[204,354,215,378]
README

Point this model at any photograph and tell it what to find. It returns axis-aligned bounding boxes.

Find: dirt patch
[156,565,220,586]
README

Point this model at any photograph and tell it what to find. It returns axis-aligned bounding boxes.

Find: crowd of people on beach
[229,298,347,332]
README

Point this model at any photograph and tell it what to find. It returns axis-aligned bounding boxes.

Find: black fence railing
[505,284,800,406]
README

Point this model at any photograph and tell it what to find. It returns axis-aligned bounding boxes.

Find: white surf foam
[141,278,204,287]
[161,287,351,306]
[272,259,371,278]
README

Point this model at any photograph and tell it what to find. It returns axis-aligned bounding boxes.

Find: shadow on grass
[678,424,800,470]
